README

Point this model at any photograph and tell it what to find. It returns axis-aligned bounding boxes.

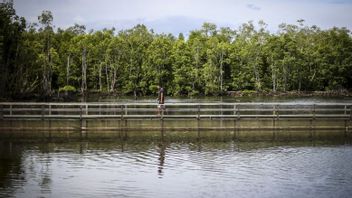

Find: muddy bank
[227,90,352,97]
[2,90,352,102]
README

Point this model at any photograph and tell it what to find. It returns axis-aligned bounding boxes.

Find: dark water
[1,140,352,198]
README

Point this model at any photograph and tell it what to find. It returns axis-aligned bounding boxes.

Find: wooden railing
[0,102,351,120]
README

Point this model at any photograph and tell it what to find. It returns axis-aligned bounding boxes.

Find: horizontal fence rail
[0,102,351,120]
[1,102,352,138]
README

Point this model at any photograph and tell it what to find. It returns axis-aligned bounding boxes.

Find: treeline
[1,3,352,99]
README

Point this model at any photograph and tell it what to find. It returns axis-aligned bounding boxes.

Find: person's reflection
[157,143,167,177]
[197,141,202,152]
[121,141,126,152]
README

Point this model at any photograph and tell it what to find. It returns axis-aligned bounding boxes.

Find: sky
[12,0,352,35]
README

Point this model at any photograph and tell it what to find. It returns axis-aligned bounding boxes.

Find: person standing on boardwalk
[157,85,165,115]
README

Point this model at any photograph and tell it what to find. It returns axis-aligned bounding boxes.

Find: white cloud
[13,0,352,34]
[247,4,261,10]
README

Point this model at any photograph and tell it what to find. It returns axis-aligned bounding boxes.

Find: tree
[203,37,230,95]
[57,24,86,89]
[188,30,207,94]
[105,35,126,92]
[171,37,194,95]
[0,3,26,97]
[2,7,352,99]
[121,25,153,97]
[143,34,174,94]
[38,10,55,97]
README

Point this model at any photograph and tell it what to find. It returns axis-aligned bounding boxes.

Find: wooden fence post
[276,105,279,120]
[41,105,45,120]
[0,105,3,120]
[120,105,124,119]
[272,105,276,130]
[80,105,83,132]
[237,105,240,138]
[197,104,200,120]
[233,105,237,140]
[80,105,82,119]
[197,104,200,139]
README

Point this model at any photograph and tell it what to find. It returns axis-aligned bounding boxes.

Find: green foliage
[1,5,352,99]
[0,3,35,97]
[59,85,76,92]
[143,34,174,94]
[241,90,257,96]
[171,38,194,95]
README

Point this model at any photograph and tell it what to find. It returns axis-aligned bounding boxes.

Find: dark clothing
[158,87,164,104]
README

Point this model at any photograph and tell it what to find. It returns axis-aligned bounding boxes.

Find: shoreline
[1,90,352,102]
[227,90,352,97]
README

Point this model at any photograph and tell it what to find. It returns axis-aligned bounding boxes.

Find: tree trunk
[283,65,287,92]
[41,34,53,97]
[42,62,47,95]
[48,48,52,95]
[271,65,276,93]
[270,55,276,93]
[195,47,200,89]
[43,53,50,96]
[252,53,261,91]
[110,66,117,92]
[298,66,302,92]
[219,50,224,93]
[81,47,87,94]
[0,46,10,97]
[105,64,109,92]
[253,63,260,91]
[134,90,137,100]
[99,64,102,92]
[66,55,70,85]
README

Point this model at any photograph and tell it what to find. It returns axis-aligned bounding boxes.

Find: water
[1,140,352,198]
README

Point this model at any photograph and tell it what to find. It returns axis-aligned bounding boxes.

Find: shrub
[59,85,76,92]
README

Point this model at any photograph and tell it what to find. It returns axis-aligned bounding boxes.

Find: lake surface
[1,140,352,198]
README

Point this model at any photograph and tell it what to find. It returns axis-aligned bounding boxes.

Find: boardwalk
[1,102,351,118]
[0,102,351,134]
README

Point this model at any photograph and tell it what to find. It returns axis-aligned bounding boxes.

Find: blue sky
[13,0,352,35]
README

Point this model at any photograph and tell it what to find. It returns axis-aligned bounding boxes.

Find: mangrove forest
[1,2,352,100]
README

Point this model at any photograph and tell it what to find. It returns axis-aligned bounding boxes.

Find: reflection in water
[0,139,352,198]
[157,143,166,177]
[38,153,52,195]
[0,142,24,197]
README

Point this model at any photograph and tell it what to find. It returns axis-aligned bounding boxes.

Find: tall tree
[121,25,153,97]
[171,37,194,95]
[143,34,174,94]
[38,10,55,97]
[0,3,26,97]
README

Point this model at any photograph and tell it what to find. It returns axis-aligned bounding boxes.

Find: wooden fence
[0,102,351,120]
[0,102,351,134]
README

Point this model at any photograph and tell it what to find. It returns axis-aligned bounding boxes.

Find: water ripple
[1,141,352,198]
